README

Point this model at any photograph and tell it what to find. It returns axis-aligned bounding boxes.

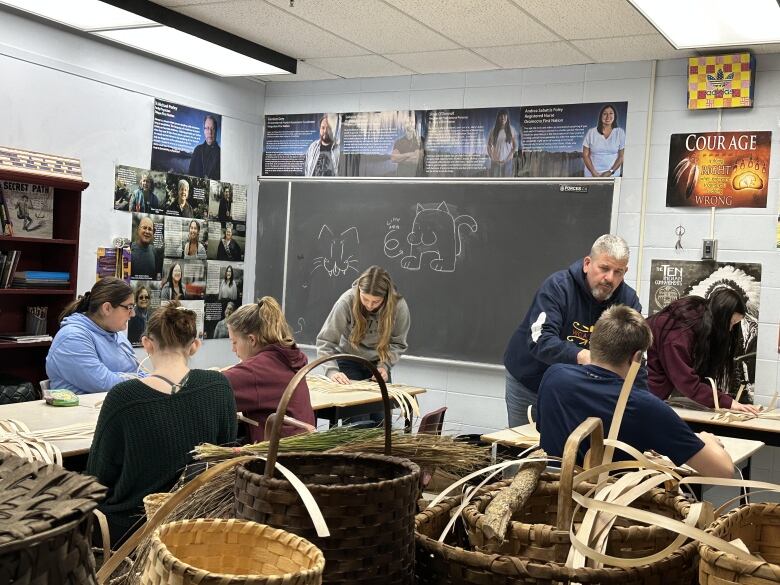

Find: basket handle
[263,353,393,478]
[556,417,604,531]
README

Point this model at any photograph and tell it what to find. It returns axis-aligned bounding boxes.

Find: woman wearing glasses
[127,285,151,345]
[46,277,140,394]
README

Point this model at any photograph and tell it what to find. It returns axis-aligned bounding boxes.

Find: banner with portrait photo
[152,99,222,180]
[517,102,628,177]
[666,131,771,208]
[114,165,166,215]
[204,299,235,340]
[164,216,208,260]
[164,174,210,219]
[262,113,341,177]
[207,220,245,262]
[339,110,424,177]
[206,261,243,305]
[422,107,521,177]
[649,259,762,396]
[127,280,161,346]
[161,258,207,300]
[130,213,164,280]
[208,181,247,222]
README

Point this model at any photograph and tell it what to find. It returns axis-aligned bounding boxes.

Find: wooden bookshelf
[0,165,87,388]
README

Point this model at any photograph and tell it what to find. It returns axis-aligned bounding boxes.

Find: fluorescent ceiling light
[0,0,154,30]
[96,26,289,76]
[0,0,295,77]
[629,0,780,49]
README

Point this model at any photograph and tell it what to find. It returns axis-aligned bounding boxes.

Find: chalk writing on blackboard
[312,224,360,277]
[293,317,305,334]
[385,201,477,273]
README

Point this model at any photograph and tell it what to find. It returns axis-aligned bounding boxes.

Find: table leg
[741,457,752,505]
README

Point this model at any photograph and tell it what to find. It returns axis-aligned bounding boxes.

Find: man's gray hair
[590,234,629,261]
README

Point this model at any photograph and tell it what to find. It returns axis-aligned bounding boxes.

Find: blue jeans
[505,370,537,427]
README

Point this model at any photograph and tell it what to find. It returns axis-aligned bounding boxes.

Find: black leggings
[336,359,390,424]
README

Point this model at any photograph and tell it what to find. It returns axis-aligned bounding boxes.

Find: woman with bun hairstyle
[86,301,237,544]
[222,296,314,443]
[646,288,760,414]
[316,265,410,384]
[46,277,139,394]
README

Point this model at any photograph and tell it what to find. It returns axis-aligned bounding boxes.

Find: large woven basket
[415,418,698,585]
[140,518,325,585]
[0,453,107,585]
[699,502,780,585]
[234,354,421,585]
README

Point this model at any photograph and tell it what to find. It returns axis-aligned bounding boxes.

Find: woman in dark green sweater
[86,301,237,545]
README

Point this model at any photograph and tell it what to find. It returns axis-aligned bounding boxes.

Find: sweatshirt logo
[566,321,593,347]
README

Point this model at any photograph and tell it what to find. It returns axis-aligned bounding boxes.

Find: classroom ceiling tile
[572,34,688,62]
[171,0,369,59]
[388,50,497,74]
[517,0,657,39]
[306,55,414,78]
[385,0,560,46]
[474,42,591,69]
[257,61,339,82]
[263,0,459,54]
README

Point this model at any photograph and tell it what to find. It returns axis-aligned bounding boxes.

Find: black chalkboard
[255,180,615,364]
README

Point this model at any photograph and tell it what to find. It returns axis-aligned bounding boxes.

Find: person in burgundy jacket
[646,288,759,414]
[222,296,315,443]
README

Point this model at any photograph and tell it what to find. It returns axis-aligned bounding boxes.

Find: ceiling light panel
[0,0,154,30]
[629,0,780,48]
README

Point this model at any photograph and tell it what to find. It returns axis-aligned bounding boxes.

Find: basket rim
[150,518,325,580]
[416,496,697,578]
[699,502,780,579]
[238,450,420,492]
[0,504,97,554]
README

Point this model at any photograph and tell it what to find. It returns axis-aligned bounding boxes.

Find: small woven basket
[234,354,420,585]
[140,518,324,585]
[0,453,107,585]
[699,502,780,585]
[142,492,172,519]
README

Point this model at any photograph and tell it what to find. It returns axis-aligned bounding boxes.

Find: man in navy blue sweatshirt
[503,234,644,426]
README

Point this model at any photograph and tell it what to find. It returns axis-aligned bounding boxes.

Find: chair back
[418,406,447,435]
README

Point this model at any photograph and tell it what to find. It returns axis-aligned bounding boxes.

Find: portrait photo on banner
[151,98,222,180]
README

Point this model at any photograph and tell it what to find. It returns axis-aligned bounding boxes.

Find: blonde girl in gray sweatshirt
[316,265,410,384]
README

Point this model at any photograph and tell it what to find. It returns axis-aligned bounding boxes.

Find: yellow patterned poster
[688,53,755,110]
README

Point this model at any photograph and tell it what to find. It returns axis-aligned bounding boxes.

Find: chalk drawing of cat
[312,225,359,277]
[400,202,477,272]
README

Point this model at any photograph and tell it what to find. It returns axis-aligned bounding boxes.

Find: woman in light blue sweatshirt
[46,277,140,394]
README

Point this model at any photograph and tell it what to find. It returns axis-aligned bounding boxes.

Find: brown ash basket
[415,418,699,585]
[140,518,325,585]
[142,492,172,519]
[0,453,107,585]
[699,502,780,585]
[234,354,421,585]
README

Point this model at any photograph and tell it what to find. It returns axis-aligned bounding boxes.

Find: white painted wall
[265,57,780,490]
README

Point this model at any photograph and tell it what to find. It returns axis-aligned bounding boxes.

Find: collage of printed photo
[115,164,247,345]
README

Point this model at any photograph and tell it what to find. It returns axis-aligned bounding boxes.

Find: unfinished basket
[416,418,698,585]
[234,353,421,585]
[140,518,325,585]
[0,453,107,585]
[699,502,780,585]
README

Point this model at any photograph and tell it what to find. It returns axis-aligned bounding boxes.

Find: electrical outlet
[702,239,717,260]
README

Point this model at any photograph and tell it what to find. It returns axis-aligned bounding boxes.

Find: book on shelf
[0,250,21,288]
[0,180,54,239]
[0,333,53,343]
[0,184,13,236]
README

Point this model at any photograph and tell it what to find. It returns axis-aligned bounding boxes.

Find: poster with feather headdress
[649,259,761,400]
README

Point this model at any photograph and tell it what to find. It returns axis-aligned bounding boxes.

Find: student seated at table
[537,305,734,478]
[222,296,314,443]
[46,277,140,394]
[86,301,237,545]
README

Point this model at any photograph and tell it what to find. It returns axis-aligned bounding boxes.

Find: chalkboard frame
[255,177,620,367]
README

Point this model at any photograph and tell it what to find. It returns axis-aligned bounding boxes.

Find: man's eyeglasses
[117,303,136,312]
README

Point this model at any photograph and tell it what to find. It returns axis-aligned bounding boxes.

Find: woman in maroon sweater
[646,288,759,414]
[222,296,315,443]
